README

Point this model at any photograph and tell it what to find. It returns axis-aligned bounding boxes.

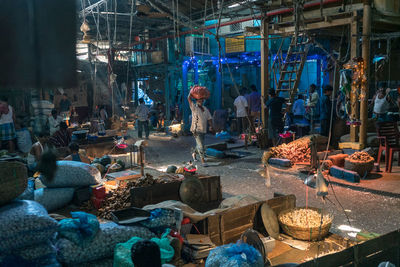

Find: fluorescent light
[228,3,240,8]
[338,225,361,232]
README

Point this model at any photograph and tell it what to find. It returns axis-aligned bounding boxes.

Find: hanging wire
[113,0,117,44]
[87,0,103,41]
[125,0,135,92]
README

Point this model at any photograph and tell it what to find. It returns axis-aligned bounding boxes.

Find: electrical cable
[113,0,117,44]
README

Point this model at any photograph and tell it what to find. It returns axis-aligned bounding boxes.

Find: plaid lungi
[0,123,16,141]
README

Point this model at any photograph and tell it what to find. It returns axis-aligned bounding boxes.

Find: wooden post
[260,18,269,131]
[134,77,138,107]
[360,0,371,147]
[350,12,359,142]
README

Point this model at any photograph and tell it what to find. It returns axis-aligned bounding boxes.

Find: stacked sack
[0,200,59,266]
[35,161,103,212]
[56,216,155,266]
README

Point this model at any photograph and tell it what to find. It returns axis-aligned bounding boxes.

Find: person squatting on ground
[188,92,213,166]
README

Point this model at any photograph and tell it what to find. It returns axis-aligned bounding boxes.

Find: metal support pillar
[350,12,360,142]
[261,18,269,130]
[182,61,190,132]
[360,0,371,147]
[134,78,138,106]
[215,63,222,110]
[194,61,199,84]
[165,70,171,121]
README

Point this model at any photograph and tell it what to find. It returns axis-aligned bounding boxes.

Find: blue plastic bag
[58,212,100,246]
[216,131,231,140]
[205,242,264,267]
[17,178,35,200]
[139,208,182,234]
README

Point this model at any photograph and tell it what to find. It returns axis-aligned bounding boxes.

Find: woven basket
[278,207,333,241]
[0,161,27,206]
[344,158,374,177]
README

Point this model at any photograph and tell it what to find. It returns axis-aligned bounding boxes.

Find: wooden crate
[196,195,296,246]
[130,175,222,208]
[299,230,400,267]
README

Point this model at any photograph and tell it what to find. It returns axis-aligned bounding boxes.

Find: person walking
[306,84,319,133]
[248,85,261,128]
[188,93,213,166]
[233,89,249,135]
[264,89,286,146]
[320,85,334,137]
[135,98,150,139]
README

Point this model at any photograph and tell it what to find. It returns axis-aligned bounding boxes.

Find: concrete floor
[144,133,400,238]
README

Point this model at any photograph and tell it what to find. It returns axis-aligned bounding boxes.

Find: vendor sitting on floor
[64,142,91,164]
[27,131,48,171]
[49,121,71,148]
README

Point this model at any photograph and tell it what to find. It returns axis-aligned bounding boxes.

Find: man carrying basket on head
[188,86,213,167]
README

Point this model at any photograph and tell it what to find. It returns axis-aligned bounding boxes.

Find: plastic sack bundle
[34,187,75,212]
[0,240,56,265]
[0,254,60,267]
[205,243,264,267]
[216,131,231,140]
[56,222,155,265]
[114,229,174,267]
[139,208,182,234]
[78,257,114,267]
[58,212,100,246]
[40,161,102,188]
[0,200,58,252]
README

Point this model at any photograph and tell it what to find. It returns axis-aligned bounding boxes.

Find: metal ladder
[272,0,310,109]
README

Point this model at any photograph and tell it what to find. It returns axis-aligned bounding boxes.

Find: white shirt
[374,95,389,114]
[306,92,319,107]
[190,102,212,134]
[233,95,248,117]
[48,115,63,135]
[0,105,13,125]
[135,104,150,121]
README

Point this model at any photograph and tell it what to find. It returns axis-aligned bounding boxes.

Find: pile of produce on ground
[97,183,132,219]
[279,208,332,228]
[344,151,375,176]
[268,138,311,163]
[95,173,182,219]
[347,151,374,162]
